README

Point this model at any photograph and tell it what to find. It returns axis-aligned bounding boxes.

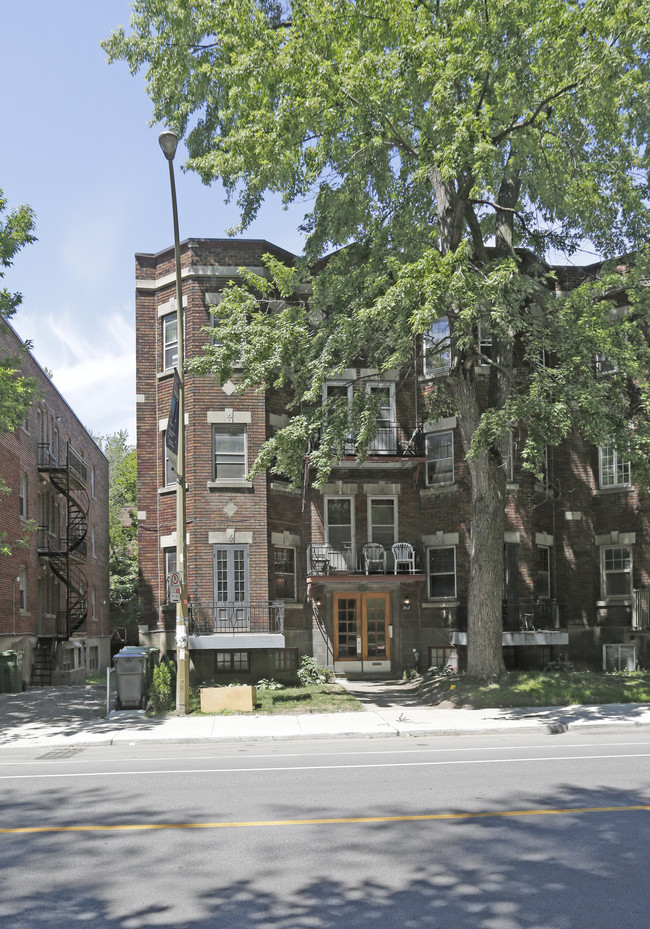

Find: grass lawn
[189,682,364,715]
[420,670,650,709]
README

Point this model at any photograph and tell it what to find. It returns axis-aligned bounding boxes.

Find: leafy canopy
[105,0,650,484]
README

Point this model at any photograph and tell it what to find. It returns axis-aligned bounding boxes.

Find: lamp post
[159,129,190,715]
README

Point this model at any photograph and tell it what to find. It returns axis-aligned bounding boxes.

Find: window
[367,383,396,453]
[504,431,514,482]
[273,648,299,672]
[602,546,632,599]
[324,496,355,570]
[599,446,631,489]
[90,463,95,498]
[368,497,397,548]
[53,427,59,463]
[537,546,551,599]
[91,587,97,620]
[163,430,176,486]
[164,548,177,601]
[214,544,249,605]
[596,353,617,376]
[213,425,247,480]
[424,317,450,375]
[428,547,456,599]
[478,322,493,362]
[208,293,223,344]
[323,381,353,452]
[91,525,96,557]
[19,472,27,518]
[162,312,184,371]
[216,651,249,673]
[426,431,454,486]
[428,646,456,671]
[88,646,99,672]
[273,546,296,599]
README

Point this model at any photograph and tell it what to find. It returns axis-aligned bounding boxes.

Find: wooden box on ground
[200,685,257,713]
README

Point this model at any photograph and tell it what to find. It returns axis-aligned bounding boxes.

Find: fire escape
[37,441,89,641]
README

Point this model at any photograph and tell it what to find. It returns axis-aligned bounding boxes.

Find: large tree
[105,0,650,679]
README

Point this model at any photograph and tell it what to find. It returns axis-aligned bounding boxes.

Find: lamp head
[158,130,179,161]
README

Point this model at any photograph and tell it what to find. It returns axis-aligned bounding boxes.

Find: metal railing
[307,542,422,575]
[317,422,424,458]
[502,598,563,632]
[188,600,285,636]
[633,588,650,629]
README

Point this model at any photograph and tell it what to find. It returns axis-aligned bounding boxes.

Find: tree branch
[491,82,579,145]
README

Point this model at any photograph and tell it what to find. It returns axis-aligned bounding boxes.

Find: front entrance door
[333,592,391,673]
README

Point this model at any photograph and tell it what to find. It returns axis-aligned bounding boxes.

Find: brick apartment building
[135,238,650,682]
[0,321,110,686]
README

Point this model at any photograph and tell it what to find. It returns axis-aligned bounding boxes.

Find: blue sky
[1,1,306,443]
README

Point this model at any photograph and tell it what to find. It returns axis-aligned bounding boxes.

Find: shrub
[149,658,176,713]
[296,655,333,686]
[256,678,285,691]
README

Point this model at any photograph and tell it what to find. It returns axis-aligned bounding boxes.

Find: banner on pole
[165,369,181,475]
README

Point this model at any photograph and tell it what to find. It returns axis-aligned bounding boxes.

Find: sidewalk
[1,681,650,748]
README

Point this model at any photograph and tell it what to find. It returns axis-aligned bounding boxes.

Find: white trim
[422,532,459,546]
[504,531,521,544]
[367,495,398,546]
[271,531,302,547]
[207,410,252,424]
[157,294,188,317]
[535,532,554,547]
[208,531,253,544]
[423,416,457,433]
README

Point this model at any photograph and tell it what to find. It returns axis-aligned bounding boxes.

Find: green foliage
[97,431,139,623]
[256,678,285,690]
[105,2,650,678]
[296,655,334,686]
[149,658,176,714]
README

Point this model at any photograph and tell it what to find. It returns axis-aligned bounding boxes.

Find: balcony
[315,423,424,459]
[187,600,286,650]
[307,543,423,576]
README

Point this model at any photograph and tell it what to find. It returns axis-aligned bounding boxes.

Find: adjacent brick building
[0,321,110,685]
[135,238,650,681]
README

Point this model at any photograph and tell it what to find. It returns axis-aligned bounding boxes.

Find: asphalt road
[1,730,649,929]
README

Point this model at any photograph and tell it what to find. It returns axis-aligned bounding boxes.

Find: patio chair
[363,542,386,574]
[392,541,416,574]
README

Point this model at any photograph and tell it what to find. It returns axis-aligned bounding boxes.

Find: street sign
[168,571,181,602]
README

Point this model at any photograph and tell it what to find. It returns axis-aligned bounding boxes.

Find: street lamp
[159,129,190,714]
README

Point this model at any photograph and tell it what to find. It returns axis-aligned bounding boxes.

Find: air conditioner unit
[602,644,636,671]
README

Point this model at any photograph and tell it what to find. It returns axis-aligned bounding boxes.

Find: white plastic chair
[392,542,416,574]
[363,542,386,574]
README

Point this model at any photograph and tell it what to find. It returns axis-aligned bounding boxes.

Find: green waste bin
[0,651,24,693]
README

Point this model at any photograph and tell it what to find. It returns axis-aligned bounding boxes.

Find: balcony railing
[502,598,563,632]
[633,588,650,629]
[316,423,424,458]
[307,543,422,575]
[188,600,285,636]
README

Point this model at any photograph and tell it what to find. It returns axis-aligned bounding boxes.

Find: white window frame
[601,545,632,601]
[366,382,396,454]
[162,312,184,372]
[367,496,398,548]
[599,446,631,489]
[324,495,355,571]
[426,430,454,486]
[423,317,451,376]
[212,425,248,481]
[427,546,457,600]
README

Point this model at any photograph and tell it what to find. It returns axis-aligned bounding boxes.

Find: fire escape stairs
[37,444,89,640]
[31,637,55,686]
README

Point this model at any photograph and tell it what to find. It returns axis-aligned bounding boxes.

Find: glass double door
[334,592,391,664]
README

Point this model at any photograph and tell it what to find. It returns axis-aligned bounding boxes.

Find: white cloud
[15,304,136,442]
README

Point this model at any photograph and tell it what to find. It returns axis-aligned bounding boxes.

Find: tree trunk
[454,375,507,681]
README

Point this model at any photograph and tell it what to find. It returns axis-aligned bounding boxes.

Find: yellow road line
[2,805,649,835]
